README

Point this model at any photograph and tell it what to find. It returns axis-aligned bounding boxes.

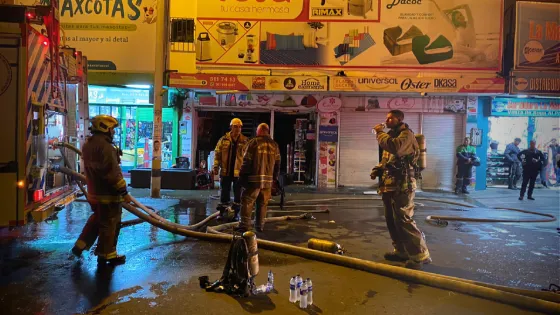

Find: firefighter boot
[97,254,126,265]
[231,202,241,222]
[383,250,408,262]
[216,203,229,221]
[405,251,432,269]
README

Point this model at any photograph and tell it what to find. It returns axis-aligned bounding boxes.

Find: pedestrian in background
[238,123,280,232]
[504,138,522,190]
[372,110,430,269]
[518,140,545,201]
[455,137,477,194]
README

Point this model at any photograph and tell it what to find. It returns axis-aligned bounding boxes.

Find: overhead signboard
[510,71,560,96]
[514,1,560,70]
[330,75,505,94]
[169,73,328,91]
[19,0,157,72]
[195,0,503,71]
[491,98,560,117]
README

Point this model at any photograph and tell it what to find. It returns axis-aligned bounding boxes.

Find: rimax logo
[311,8,343,16]
[513,77,528,91]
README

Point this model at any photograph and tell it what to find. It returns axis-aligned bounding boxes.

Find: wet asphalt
[0,187,558,314]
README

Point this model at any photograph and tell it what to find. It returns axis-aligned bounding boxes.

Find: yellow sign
[198,0,305,20]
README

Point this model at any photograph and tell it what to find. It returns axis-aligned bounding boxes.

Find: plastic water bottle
[295,275,303,301]
[299,281,308,309]
[307,278,313,305]
[289,277,297,303]
[253,284,269,294]
[267,270,274,290]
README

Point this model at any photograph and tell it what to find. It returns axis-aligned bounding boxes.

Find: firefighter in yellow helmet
[213,118,248,220]
[71,114,131,265]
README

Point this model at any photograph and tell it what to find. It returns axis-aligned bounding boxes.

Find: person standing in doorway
[455,137,477,194]
[238,123,280,232]
[372,110,430,269]
[213,118,248,220]
[518,140,545,201]
[504,138,522,190]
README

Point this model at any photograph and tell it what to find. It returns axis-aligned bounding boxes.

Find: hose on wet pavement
[54,146,560,314]
[270,196,557,224]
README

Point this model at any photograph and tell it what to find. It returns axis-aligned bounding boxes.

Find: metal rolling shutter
[338,112,420,187]
[421,114,465,191]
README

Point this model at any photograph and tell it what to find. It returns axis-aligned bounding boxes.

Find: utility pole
[151,0,166,198]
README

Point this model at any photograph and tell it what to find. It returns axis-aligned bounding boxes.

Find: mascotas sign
[195,0,503,71]
[50,0,157,72]
[514,1,560,70]
[490,98,560,117]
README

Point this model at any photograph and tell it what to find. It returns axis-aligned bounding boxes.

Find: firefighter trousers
[220,176,242,205]
[381,191,429,260]
[74,203,122,259]
[455,164,473,192]
[240,187,271,230]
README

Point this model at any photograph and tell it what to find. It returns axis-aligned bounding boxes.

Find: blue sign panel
[491,98,560,117]
[319,125,339,142]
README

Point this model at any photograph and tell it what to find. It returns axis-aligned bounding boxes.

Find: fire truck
[0,1,88,226]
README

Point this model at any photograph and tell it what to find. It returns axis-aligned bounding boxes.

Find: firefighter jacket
[376,123,419,194]
[239,135,280,189]
[456,145,476,165]
[518,149,545,172]
[213,132,248,177]
[82,133,128,204]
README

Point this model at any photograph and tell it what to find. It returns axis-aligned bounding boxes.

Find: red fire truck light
[43,40,49,46]
[33,190,44,202]
[26,13,34,19]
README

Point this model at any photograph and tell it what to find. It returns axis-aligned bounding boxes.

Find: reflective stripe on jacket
[82,133,127,204]
[240,135,280,189]
[213,132,248,177]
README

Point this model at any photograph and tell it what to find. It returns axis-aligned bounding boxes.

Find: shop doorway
[273,112,316,185]
[196,110,271,168]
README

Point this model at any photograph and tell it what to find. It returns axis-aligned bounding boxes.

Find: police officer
[72,115,130,265]
[518,140,545,201]
[238,123,280,232]
[372,110,431,269]
[504,138,522,190]
[455,137,477,194]
[213,118,249,220]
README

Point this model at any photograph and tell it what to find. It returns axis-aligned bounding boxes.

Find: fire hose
[54,145,559,313]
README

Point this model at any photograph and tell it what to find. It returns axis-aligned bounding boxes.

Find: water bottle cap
[307,278,310,280]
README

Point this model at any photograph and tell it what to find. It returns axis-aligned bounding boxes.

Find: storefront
[88,85,179,171]
[331,75,505,191]
[169,73,326,186]
[484,97,560,187]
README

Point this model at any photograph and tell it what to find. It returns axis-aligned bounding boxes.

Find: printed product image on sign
[46,0,158,72]
[514,2,560,70]
[196,0,503,70]
[308,0,381,21]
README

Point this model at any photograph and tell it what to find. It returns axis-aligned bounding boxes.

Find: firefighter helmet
[91,115,119,133]
[230,118,243,127]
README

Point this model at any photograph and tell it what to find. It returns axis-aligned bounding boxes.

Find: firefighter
[71,115,131,265]
[213,118,249,220]
[238,123,280,232]
[455,137,477,194]
[372,110,431,269]
[518,140,545,201]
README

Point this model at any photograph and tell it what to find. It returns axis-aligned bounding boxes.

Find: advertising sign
[331,75,505,93]
[510,71,560,97]
[18,0,158,72]
[514,2,560,70]
[195,0,503,70]
[317,96,342,112]
[319,125,339,142]
[491,98,560,117]
[169,73,328,91]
